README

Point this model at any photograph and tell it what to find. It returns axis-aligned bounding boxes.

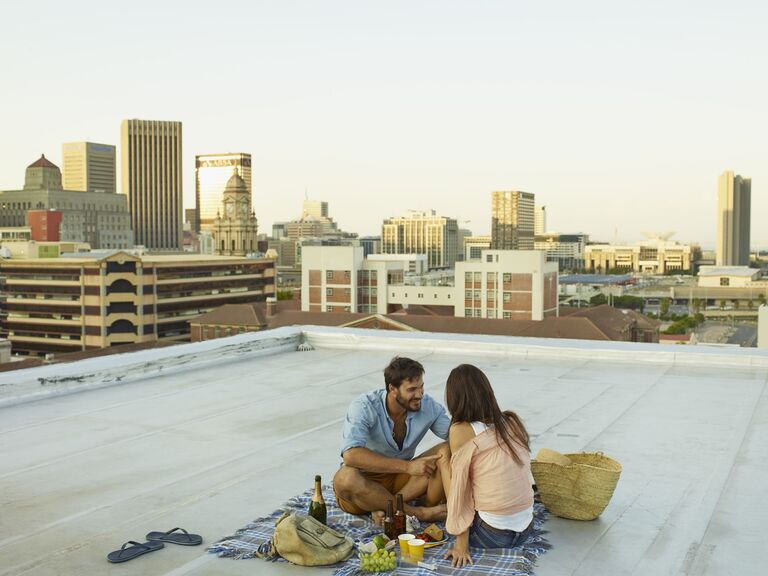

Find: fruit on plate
[424,524,444,541]
[359,548,397,572]
[415,532,434,542]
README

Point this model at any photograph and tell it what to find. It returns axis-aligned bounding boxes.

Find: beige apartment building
[121,119,183,251]
[195,153,252,233]
[381,210,459,269]
[62,142,116,194]
[0,252,275,357]
[716,170,751,266]
[491,191,535,250]
[585,239,696,274]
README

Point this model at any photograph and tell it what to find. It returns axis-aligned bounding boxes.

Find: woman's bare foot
[371,510,385,525]
[411,503,447,522]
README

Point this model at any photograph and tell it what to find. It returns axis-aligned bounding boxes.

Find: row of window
[464,272,515,283]
[464,309,514,319]
[465,291,518,302]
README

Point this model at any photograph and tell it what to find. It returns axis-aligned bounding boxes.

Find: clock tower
[213,169,259,255]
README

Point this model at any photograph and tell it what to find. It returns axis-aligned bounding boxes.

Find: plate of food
[416,524,447,548]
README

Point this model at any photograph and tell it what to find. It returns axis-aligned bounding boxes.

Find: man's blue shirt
[341,389,450,460]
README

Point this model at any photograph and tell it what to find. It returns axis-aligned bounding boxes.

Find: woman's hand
[444,546,473,568]
[444,531,472,568]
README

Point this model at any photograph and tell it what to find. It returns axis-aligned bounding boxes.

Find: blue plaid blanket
[208,485,551,575]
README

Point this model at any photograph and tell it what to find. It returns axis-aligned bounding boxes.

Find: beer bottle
[308,475,327,525]
[383,499,395,540]
[393,493,406,536]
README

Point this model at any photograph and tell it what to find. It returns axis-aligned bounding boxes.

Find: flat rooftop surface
[1,327,766,576]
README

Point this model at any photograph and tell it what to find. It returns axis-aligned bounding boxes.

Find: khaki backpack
[267,513,354,566]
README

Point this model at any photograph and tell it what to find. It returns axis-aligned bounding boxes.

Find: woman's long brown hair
[445,364,530,464]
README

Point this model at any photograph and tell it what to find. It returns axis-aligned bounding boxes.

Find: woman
[440,364,534,567]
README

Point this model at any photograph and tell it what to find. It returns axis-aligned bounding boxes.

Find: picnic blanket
[208,484,551,575]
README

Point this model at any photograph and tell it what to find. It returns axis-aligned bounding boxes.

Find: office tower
[62,142,116,194]
[381,209,458,269]
[302,199,328,219]
[716,170,751,266]
[535,204,546,236]
[491,191,535,250]
[121,119,183,251]
[195,153,252,232]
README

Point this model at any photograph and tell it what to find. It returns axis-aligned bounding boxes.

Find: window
[720,277,729,286]
[487,291,495,300]
[474,310,482,317]
[503,273,512,283]
[344,270,351,279]
[326,271,333,279]
[465,272,472,282]
[326,305,333,312]
[474,272,481,282]
[503,312,512,319]
[465,290,472,299]
[487,311,496,318]
[486,254,493,262]
[487,272,496,283]
[465,308,472,316]
[473,290,480,300]
[326,288,334,296]
[503,292,511,302]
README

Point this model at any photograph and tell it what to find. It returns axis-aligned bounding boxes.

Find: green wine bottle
[308,475,327,524]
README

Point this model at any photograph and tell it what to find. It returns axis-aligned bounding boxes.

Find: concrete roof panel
[1,327,767,575]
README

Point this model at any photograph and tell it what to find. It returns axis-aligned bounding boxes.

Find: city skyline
[2,1,766,248]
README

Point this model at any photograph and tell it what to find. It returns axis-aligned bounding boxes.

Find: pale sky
[1,0,766,248]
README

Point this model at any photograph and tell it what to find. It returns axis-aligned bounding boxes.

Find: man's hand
[407,454,441,477]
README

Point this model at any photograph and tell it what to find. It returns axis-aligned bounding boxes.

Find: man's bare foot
[371,510,385,525]
[411,503,447,522]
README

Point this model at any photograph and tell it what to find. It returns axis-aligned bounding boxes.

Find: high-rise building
[534,204,546,236]
[381,209,459,269]
[121,119,183,251]
[302,199,328,219]
[491,191,535,250]
[62,142,116,194]
[716,170,751,266]
[195,153,252,232]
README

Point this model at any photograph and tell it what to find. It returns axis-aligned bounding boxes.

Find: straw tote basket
[531,449,622,521]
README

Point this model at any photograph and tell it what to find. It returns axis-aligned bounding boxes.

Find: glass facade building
[195,153,252,232]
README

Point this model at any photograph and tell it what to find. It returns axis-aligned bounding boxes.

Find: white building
[302,245,557,321]
[698,266,761,288]
[456,250,558,320]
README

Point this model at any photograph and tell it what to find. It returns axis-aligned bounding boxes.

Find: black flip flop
[107,540,164,563]
[145,527,202,546]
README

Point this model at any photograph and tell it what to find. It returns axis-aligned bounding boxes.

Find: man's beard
[395,393,421,412]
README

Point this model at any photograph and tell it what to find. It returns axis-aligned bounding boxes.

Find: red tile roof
[27,154,59,169]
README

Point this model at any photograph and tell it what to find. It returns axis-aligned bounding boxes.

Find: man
[333,356,451,521]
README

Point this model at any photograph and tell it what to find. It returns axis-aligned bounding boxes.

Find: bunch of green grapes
[359,549,397,572]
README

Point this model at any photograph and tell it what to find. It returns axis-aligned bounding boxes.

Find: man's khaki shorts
[334,470,411,515]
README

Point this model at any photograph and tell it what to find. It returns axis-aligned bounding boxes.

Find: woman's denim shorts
[468,512,534,549]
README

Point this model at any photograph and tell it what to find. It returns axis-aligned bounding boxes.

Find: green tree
[660,297,671,317]
[277,289,294,301]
